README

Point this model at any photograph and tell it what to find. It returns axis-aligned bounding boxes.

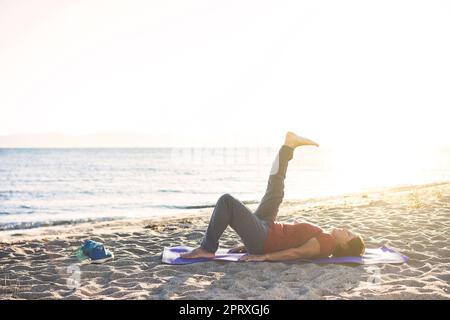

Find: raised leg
[254,132,319,222]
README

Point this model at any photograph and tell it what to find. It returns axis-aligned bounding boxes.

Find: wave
[166,204,216,209]
[157,189,182,193]
[0,216,120,231]
[0,190,14,199]
[0,209,34,215]
[165,199,259,210]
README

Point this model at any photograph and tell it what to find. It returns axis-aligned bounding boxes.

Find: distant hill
[0,132,278,148]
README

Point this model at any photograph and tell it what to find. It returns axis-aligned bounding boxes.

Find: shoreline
[1,181,449,299]
[1,180,448,242]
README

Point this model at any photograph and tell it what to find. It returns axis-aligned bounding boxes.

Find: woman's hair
[332,235,365,257]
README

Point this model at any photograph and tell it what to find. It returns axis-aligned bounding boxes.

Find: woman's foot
[180,247,216,259]
[284,131,319,149]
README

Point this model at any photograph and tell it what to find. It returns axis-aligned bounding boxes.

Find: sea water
[1,147,449,231]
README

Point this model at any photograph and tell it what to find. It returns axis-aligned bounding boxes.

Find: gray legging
[200,145,294,254]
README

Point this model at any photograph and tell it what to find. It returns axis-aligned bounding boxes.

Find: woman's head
[331,228,365,257]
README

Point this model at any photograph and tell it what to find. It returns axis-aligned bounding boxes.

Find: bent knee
[218,193,235,204]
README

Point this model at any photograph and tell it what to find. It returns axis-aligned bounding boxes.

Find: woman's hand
[239,254,267,262]
[228,245,247,253]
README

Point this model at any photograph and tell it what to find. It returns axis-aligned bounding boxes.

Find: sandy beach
[1,181,449,300]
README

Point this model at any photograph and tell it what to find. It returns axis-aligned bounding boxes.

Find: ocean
[1,147,449,231]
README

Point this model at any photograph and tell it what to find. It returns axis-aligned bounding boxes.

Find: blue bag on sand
[75,240,114,264]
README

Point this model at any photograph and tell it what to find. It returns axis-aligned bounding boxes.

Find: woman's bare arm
[264,238,321,261]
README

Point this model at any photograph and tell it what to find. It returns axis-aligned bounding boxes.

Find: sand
[1,181,449,300]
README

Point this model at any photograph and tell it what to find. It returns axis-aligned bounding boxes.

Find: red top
[263,220,336,258]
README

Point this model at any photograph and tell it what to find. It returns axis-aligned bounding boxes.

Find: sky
[1,0,449,148]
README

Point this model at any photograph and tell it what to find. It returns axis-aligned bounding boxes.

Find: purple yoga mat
[162,245,409,265]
